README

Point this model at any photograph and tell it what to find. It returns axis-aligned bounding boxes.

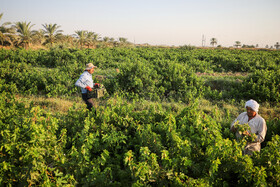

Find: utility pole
[202,35,206,47]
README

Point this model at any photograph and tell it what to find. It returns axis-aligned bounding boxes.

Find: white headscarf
[245,99,259,113]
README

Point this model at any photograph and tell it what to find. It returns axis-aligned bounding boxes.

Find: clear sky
[1,0,280,47]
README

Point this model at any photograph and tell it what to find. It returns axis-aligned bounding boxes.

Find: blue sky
[1,0,280,47]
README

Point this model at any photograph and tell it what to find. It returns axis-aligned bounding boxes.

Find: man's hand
[242,131,251,136]
[230,125,237,133]
[85,86,92,91]
[94,83,100,88]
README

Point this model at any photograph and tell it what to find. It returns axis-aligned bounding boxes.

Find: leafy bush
[0,83,280,185]
[242,69,280,102]
[1,47,280,185]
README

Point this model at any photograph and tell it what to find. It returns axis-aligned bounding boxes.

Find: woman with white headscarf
[230,99,267,155]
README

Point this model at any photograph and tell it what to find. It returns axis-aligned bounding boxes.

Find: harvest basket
[88,87,107,99]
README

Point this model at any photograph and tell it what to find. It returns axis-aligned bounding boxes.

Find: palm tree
[103,36,109,42]
[91,33,101,47]
[234,41,241,48]
[210,38,217,47]
[107,37,116,47]
[109,37,115,43]
[42,23,63,46]
[0,13,15,46]
[60,34,74,46]
[74,30,87,47]
[119,37,128,43]
[85,31,95,48]
[33,29,45,45]
[74,31,101,48]
[109,38,118,47]
[13,21,35,49]
[102,36,110,47]
[274,42,280,50]
[93,33,101,42]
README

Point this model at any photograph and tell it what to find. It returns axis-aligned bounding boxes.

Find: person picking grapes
[230,99,267,155]
[75,63,100,112]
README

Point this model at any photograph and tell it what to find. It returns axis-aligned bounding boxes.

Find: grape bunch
[234,122,257,142]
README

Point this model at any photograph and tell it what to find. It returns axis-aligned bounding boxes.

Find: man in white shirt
[230,99,267,155]
[75,63,99,111]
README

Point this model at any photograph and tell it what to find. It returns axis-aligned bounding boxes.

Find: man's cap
[85,63,97,70]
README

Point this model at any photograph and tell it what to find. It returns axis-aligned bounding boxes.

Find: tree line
[208,38,279,49]
[0,13,132,49]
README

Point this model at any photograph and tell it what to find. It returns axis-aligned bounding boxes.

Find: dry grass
[15,94,85,114]
[14,94,112,115]
[198,98,279,122]
[260,104,280,121]
[196,72,248,77]
[28,44,48,50]
[14,94,279,122]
